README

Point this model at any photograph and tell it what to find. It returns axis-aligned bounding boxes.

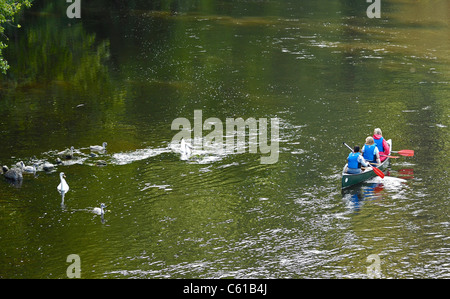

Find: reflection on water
[0,0,449,278]
[342,175,409,212]
[397,168,414,180]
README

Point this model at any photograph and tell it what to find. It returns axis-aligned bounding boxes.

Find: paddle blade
[392,150,414,156]
[397,150,414,156]
[372,166,385,179]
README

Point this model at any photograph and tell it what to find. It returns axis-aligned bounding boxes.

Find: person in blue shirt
[361,136,381,165]
[347,145,369,174]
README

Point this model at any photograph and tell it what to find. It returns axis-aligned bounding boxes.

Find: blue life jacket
[374,136,384,152]
[348,152,361,169]
[363,144,376,162]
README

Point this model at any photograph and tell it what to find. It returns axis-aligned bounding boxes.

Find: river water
[0,0,448,278]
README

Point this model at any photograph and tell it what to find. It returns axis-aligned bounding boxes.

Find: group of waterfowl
[2,139,193,218]
[1,142,109,216]
[57,142,108,160]
[1,142,108,180]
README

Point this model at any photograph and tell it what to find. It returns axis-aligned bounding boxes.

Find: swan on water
[59,146,75,159]
[57,172,69,194]
[42,161,55,172]
[17,161,36,173]
[2,165,23,181]
[93,203,106,216]
[90,142,107,152]
[180,138,192,160]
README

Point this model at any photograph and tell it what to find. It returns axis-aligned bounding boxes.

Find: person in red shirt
[373,128,390,162]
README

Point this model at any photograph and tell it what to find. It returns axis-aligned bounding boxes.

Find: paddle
[380,154,400,159]
[343,142,385,179]
[391,150,414,157]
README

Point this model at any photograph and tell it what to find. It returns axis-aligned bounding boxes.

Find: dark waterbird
[2,165,23,181]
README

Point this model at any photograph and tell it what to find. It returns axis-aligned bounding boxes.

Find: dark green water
[0,0,448,278]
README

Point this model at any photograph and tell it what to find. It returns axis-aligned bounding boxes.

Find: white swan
[93,203,106,215]
[17,161,36,173]
[180,138,192,160]
[90,142,107,152]
[57,172,69,194]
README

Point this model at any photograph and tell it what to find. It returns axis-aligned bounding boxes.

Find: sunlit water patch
[111,147,172,165]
